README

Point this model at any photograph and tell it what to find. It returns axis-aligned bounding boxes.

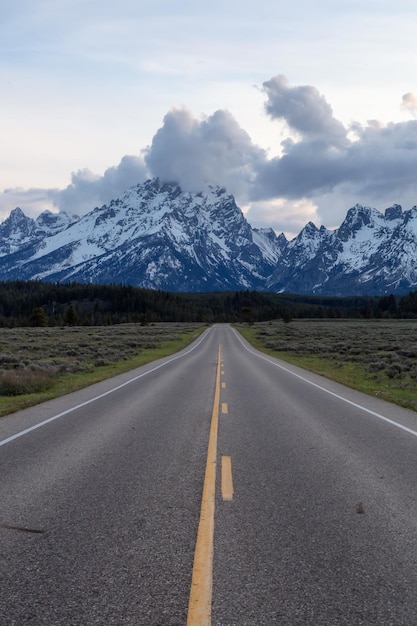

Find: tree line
[0,280,416,327]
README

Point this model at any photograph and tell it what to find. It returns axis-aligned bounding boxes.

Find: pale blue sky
[1,0,417,236]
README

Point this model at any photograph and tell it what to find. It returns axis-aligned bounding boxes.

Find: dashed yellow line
[221,382,226,389]
[187,345,222,626]
[221,456,234,501]
[221,403,228,414]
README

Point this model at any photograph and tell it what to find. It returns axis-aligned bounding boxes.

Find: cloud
[251,76,417,226]
[262,74,348,148]
[144,107,265,200]
[54,155,148,213]
[250,75,355,205]
[244,197,319,239]
[2,75,417,235]
[0,155,148,220]
[402,92,417,117]
[0,187,59,220]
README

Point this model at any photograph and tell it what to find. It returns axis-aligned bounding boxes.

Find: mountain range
[0,177,416,296]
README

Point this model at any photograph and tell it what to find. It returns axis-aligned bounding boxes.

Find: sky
[1,0,417,239]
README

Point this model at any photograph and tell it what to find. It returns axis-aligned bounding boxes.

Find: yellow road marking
[187,345,222,626]
[221,403,228,414]
[221,370,225,375]
[221,456,234,501]
[221,382,226,389]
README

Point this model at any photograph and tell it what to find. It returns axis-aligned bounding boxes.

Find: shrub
[367,361,385,373]
[385,364,403,379]
[0,352,19,366]
[94,358,111,367]
[0,369,54,396]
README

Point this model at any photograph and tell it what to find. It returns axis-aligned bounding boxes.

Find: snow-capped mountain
[0,208,77,256]
[0,179,417,295]
[267,203,417,295]
[0,179,284,291]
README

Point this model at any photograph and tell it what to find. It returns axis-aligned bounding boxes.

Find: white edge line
[232,328,417,439]
[0,327,212,448]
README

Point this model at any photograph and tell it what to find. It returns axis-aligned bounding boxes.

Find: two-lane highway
[2,325,417,624]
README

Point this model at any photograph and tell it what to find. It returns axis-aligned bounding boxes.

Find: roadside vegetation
[2,316,417,418]
[238,319,417,412]
[0,323,204,417]
[3,280,417,417]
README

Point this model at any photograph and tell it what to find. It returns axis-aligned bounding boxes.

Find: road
[2,324,417,625]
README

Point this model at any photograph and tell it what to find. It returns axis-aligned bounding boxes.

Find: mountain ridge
[0,179,283,291]
[1,178,417,295]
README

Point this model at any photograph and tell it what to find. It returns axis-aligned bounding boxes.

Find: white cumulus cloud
[1,74,417,236]
[144,107,266,201]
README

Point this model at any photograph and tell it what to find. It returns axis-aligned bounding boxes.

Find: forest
[0,280,416,327]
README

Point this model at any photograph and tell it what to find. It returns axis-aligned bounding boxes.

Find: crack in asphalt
[0,523,45,534]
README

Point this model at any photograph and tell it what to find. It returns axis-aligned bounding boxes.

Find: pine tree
[65,305,79,326]
[28,306,49,327]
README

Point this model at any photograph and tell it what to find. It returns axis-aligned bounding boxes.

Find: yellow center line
[187,345,222,626]
[221,456,234,501]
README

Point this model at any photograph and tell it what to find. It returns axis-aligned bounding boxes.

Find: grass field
[0,323,204,417]
[2,319,417,418]
[237,319,417,412]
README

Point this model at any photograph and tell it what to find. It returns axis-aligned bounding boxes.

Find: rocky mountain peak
[385,204,403,221]
[0,207,36,256]
[0,178,282,291]
[1,206,34,233]
[1,180,417,295]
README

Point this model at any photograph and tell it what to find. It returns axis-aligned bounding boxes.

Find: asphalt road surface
[2,324,417,625]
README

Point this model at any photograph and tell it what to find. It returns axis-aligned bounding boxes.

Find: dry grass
[0,369,54,396]
[238,319,417,411]
[0,323,204,416]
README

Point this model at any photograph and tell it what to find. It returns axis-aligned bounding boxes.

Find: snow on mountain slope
[0,179,283,292]
[267,204,417,295]
[1,181,417,295]
[0,208,77,257]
